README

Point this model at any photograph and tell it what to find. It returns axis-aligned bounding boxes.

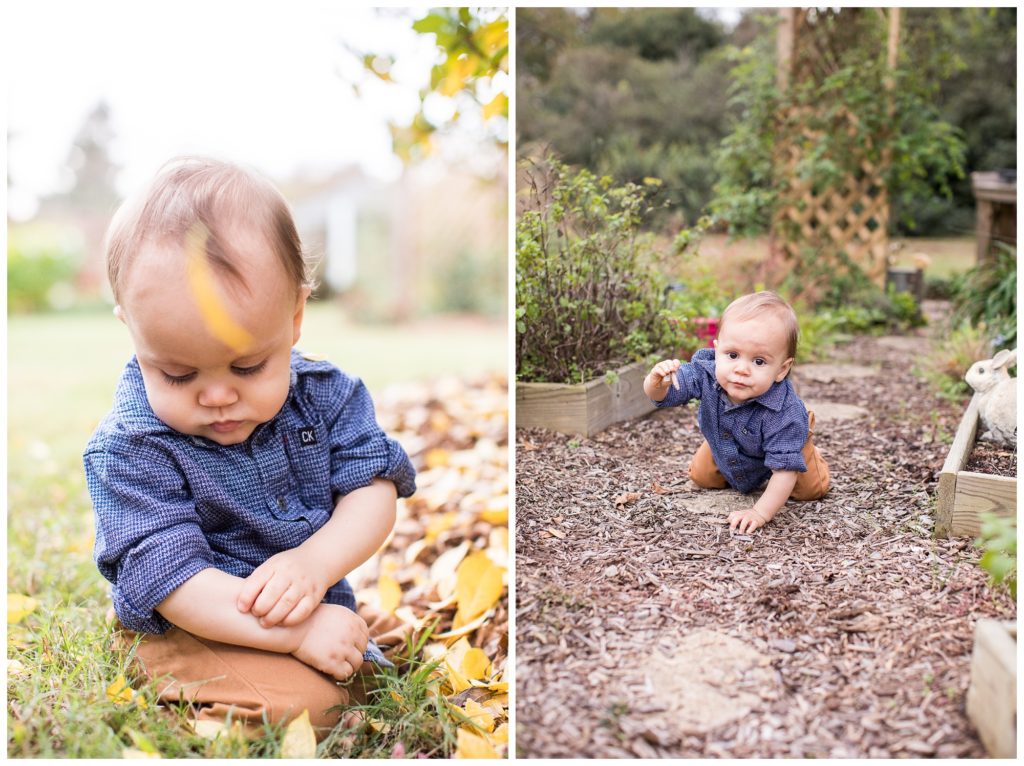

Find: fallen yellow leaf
[424,447,451,469]
[377,574,402,613]
[454,728,500,759]
[480,495,508,525]
[434,610,489,640]
[280,710,317,758]
[106,675,134,706]
[7,594,38,624]
[460,698,495,733]
[430,541,470,599]
[491,723,509,744]
[468,678,509,693]
[425,511,458,543]
[453,551,503,628]
[461,648,492,681]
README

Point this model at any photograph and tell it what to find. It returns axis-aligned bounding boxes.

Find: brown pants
[688,411,830,501]
[120,604,412,740]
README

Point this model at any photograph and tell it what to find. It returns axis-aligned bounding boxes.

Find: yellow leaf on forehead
[184,222,253,354]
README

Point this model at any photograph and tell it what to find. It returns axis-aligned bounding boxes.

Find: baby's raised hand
[728,507,770,534]
[237,549,327,628]
[291,603,368,681]
[646,359,681,398]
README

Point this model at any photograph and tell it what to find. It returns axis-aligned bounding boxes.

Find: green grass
[692,233,975,285]
[6,306,505,758]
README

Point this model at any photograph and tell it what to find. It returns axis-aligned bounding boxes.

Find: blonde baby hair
[105,156,312,301]
[719,291,799,360]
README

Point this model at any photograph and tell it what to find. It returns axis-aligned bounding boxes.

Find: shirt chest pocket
[731,422,763,458]
[281,427,333,519]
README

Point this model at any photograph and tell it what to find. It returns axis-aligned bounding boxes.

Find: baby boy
[644,291,829,533]
[84,157,416,737]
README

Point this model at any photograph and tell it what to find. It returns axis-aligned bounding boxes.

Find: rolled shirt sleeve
[321,372,417,499]
[761,407,809,473]
[85,438,213,633]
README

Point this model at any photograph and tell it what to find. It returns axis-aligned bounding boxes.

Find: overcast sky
[6,1,441,219]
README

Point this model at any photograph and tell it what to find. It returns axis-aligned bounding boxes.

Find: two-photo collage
[6,3,1018,760]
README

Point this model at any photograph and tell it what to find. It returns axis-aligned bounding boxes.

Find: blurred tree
[516,7,581,83]
[363,7,508,163]
[891,7,1016,234]
[517,7,733,224]
[587,7,724,62]
[47,100,121,214]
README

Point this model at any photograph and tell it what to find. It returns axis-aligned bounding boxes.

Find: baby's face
[118,231,307,445]
[713,313,794,405]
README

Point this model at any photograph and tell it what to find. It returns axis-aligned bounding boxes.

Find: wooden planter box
[516,361,654,437]
[966,619,1016,757]
[935,394,1017,538]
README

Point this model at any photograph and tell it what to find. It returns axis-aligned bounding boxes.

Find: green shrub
[7,245,80,314]
[950,242,1016,349]
[975,513,1016,599]
[918,321,993,400]
[516,159,706,383]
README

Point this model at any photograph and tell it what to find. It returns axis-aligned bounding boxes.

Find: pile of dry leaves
[355,373,509,758]
[516,333,1015,758]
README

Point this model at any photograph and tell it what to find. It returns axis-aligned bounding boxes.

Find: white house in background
[284,166,377,295]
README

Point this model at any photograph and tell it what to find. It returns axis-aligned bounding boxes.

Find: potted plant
[515,159,713,436]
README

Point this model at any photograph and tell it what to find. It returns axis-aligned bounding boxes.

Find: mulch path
[514,332,1016,758]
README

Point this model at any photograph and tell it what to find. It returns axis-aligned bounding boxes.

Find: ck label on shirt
[298,427,317,446]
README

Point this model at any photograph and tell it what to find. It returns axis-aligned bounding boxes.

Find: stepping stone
[672,488,759,521]
[803,400,870,421]
[794,363,876,383]
[642,630,778,734]
[877,335,926,352]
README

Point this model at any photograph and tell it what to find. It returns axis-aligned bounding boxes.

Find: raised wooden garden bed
[516,361,654,437]
[966,619,1016,758]
[935,394,1016,538]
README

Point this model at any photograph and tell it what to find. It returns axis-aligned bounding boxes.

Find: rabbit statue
[964,348,1017,447]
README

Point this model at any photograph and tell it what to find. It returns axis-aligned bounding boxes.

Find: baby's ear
[113,305,127,324]
[776,357,794,381]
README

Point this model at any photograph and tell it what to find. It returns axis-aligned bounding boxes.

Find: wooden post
[777,8,796,93]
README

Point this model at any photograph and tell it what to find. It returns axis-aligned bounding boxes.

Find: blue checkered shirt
[84,350,416,664]
[654,348,809,493]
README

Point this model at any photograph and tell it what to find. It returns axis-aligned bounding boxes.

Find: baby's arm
[157,569,367,680]
[237,478,398,627]
[727,470,798,533]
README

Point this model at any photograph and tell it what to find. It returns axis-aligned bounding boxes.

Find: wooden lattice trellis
[772,8,901,285]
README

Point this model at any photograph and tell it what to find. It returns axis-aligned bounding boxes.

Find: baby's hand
[238,549,328,628]
[728,507,770,534]
[646,359,681,398]
[291,603,368,681]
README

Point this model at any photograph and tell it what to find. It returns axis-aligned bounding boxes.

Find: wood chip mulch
[514,332,1016,759]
